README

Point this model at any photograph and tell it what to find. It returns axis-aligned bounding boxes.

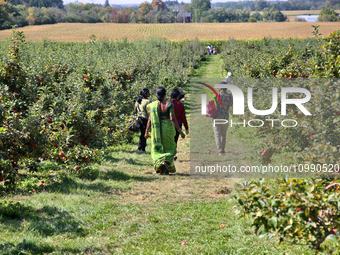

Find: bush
[248,17,257,22]
[295,18,307,22]
[236,178,340,253]
[251,11,263,21]
[273,10,286,22]
[318,8,340,22]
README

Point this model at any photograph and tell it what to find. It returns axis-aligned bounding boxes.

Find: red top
[170,99,188,130]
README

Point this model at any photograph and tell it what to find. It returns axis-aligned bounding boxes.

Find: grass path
[0,56,311,254]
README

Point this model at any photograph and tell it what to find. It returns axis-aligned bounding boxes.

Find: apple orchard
[0,26,340,253]
[0,30,206,190]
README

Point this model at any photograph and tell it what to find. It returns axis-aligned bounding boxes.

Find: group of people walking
[134,78,233,175]
[206,45,217,55]
[134,87,188,175]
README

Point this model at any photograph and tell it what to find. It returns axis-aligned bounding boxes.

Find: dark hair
[156,87,166,101]
[178,90,185,100]
[136,88,149,104]
[170,88,180,99]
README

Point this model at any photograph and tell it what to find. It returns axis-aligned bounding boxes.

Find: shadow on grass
[44,176,115,194]
[1,205,88,239]
[0,240,55,255]
[103,152,152,167]
[0,240,98,254]
[172,173,190,177]
[99,169,157,182]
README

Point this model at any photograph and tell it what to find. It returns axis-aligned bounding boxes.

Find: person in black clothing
[134,88,150,153]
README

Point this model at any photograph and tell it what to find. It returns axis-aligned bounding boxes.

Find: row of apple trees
[221,27,339,168]
[221,28,340,253]
[0,30,207,190]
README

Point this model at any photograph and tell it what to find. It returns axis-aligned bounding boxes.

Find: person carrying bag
[134,88,150,153]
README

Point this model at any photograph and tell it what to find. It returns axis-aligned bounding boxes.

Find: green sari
[148,101,177,173]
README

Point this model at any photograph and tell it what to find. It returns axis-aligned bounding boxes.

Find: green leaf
[258,200,265,208]
[305,207,310,217]
[258,229,268,238]
[268,233,276,239]
[308,234,316,241]
[268,217,278,229]
[325,234,338,243]
[255,209,263,217]
[298,212,308,221]
[283,225,292,231]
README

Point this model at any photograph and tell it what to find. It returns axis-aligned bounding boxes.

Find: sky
[63,0,233,6]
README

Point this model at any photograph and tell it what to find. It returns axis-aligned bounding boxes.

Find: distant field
[251,10,340,15]
[281,10,340,21]
[251,10,340,21]
[283,10,320,16]
[0,22,339,41]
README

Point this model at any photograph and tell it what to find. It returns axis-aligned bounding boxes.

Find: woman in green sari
[145,87,185,175]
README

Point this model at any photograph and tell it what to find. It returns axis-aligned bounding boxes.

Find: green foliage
[272,10,286,22]
[251,11,263,21]
[312,30,340,78]
[248,17,257,22]
[0,30,206,191]
[318,8,340,22]
[28,0,64,9]
[236,178,340,253]
[203,7,250,23]
[263,7,287,22]
[0,200,31,218]
[220,30,340,166]
[0,0,13,30]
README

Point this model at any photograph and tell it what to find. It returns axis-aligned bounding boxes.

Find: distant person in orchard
[169,88,189,160]
[134,88,150,153]
[145,87,185,175]
[212,78,233,156]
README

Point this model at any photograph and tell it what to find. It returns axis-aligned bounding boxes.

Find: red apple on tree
[261,150,268,156]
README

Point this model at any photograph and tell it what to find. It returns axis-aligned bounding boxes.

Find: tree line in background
[214,0,340,11]
[0,0,339,30]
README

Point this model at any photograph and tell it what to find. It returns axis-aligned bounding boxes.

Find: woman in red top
[169,88,189,148]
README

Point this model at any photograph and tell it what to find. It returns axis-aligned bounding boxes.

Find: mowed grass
[0,22,339,42]
[0,56,313,254]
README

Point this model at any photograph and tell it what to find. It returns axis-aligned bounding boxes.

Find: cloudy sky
[63,0,228,5]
